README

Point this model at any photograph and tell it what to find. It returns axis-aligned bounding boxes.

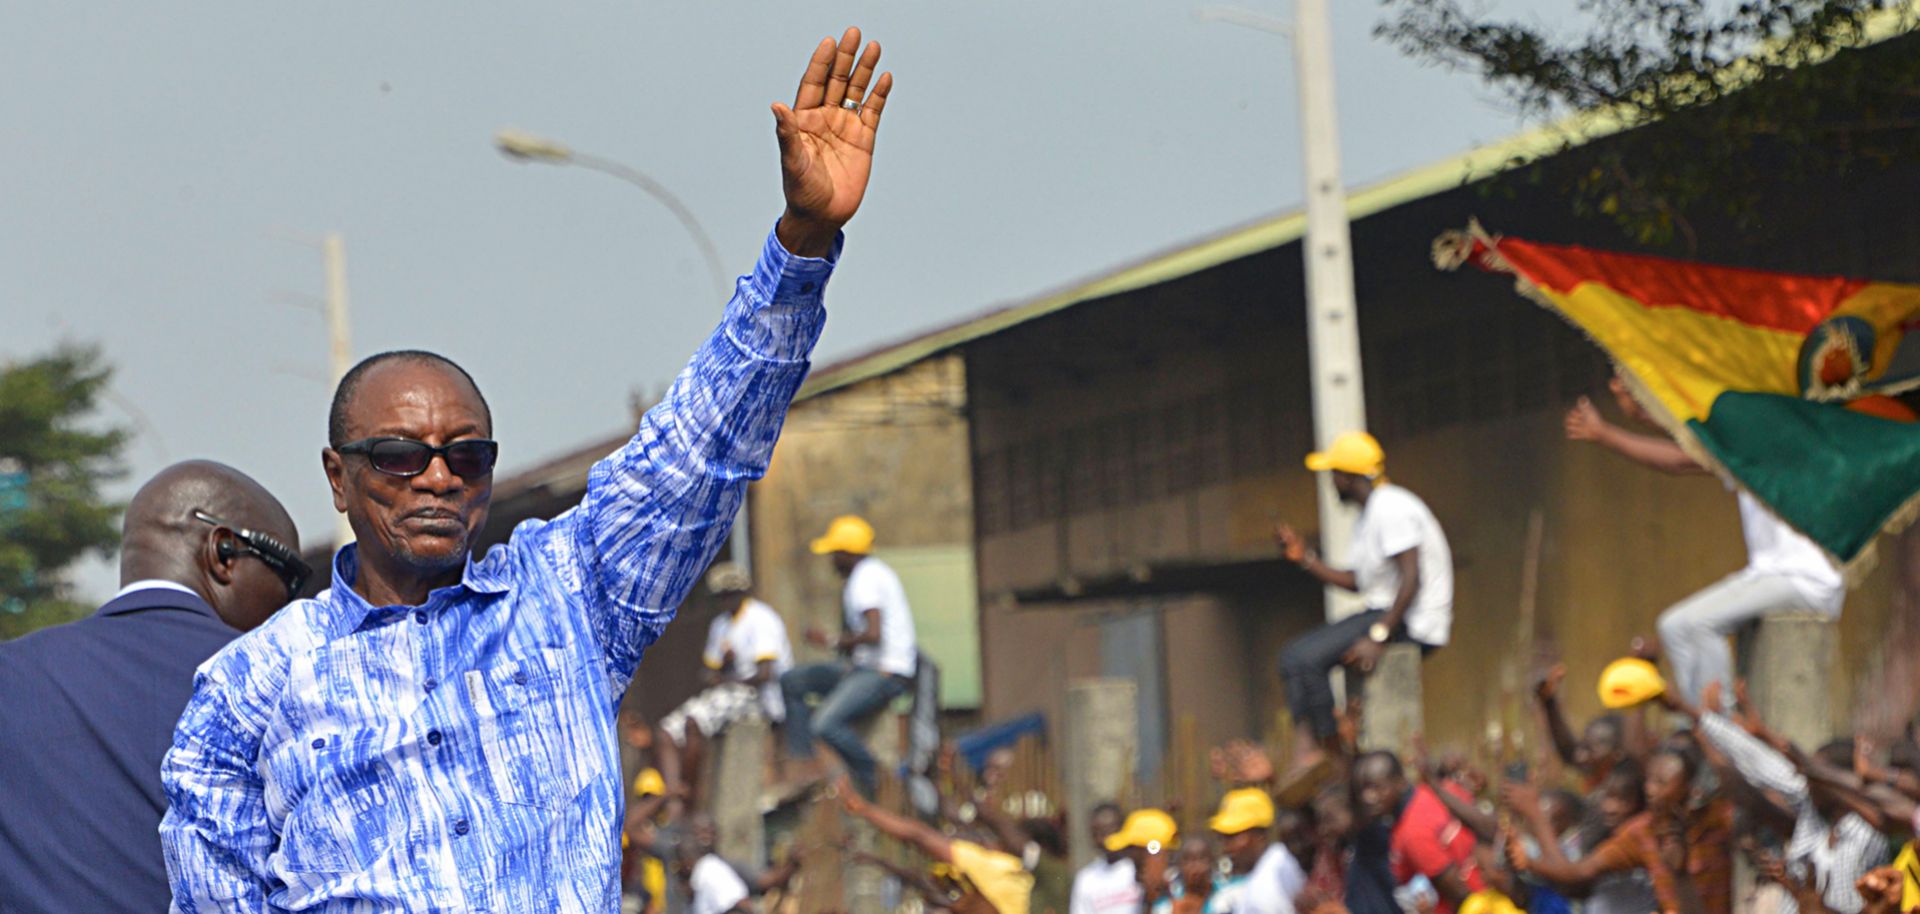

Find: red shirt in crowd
[1389,784,1485,914]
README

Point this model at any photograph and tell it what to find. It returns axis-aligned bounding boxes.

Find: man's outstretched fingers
[823,27,862,107]
[794,37,836,109]
[844,41,882,107]
[861,72,894,132]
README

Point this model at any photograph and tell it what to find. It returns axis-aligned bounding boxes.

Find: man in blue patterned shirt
[160,27,896,912]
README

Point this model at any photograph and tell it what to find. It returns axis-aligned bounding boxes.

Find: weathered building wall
[750,355,980,705]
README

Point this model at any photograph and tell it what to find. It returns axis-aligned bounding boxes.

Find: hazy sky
[2,1,1574,602]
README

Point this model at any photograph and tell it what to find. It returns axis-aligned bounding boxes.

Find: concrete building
[470,31,1920,777]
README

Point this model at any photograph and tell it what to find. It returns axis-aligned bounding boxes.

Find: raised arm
[1531,665,1582,769]
[1697,713,1809,807]
[1658,687,1798,828]
[1276,523,1359,591]
[1564,397,1706,476]
[1504,782,1603,895]
[840,777,954,863]
[532,28,895,687]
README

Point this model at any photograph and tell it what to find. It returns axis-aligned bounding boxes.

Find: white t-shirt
[1069,856,1141,914]
[1239,844,1305,914]
[1736,490,1845,615]
[1208,844,1304,914]
[842,556,917,677]
[701,597,795,720]
[689,854,750,914]
[1350,483,1455,646]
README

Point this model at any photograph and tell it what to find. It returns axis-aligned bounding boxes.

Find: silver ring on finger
[841,98,861,110]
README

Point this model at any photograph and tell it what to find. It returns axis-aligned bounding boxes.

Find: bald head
[120,460,299,630]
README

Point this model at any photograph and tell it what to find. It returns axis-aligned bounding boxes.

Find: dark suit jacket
[0,585,242,914]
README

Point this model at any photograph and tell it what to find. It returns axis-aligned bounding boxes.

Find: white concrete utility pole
[322,233,356,550]
[1200,0,1367,621]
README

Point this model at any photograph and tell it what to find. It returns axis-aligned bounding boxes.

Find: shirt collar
[97,580,222,623]
[322,541,508,634]
[112,579,199,600]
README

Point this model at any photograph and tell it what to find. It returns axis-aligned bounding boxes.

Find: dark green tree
[0,345,129,639]
[1377,0,1920,248]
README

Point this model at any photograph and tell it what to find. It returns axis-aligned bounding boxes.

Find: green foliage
[0,345,129,639]
[1377,0,1920,248]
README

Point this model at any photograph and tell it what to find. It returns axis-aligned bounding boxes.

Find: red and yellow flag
[1436,224,1920,572]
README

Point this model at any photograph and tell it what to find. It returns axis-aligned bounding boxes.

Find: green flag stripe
[1688,392,1920,562]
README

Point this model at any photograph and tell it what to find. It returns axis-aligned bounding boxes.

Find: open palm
[774,28,894,235]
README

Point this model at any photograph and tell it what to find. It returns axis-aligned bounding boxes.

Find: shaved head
[120,460,298,631]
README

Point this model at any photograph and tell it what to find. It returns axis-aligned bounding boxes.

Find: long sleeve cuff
[727,223,839,361]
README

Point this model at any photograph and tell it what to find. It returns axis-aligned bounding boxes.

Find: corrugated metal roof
[793,1,1920,400]
[792,112,1628,401]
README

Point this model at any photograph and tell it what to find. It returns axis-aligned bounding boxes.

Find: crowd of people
[602,379,1913,914]
[0,16,1911,914]
[631,651,1918,914]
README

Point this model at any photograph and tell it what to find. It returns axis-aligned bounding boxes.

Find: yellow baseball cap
[1597,657,1666,709]
[810,515,876,555]
[1304,431,1385,477]
[1104,808,1178,853]
[1459,890,1524,914]
[1208,787,1276,835]
[633,768,666,797]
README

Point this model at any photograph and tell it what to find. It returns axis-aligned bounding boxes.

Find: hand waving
[1564,397,1607,441]
[775,27,894,255]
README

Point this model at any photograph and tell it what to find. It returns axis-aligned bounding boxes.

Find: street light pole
[1200,1,1366,622]
[493,129,752,575]
[495,129,731,304]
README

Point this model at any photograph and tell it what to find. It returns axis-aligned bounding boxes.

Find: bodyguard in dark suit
[0,460,305,914]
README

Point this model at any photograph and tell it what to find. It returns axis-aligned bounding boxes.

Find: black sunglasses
[336,437,499,479]
[193,510,312,600]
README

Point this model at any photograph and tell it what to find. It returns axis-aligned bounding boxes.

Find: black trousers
[1277,609,1432,741]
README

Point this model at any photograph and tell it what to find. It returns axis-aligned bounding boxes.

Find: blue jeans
[780,662,909,797]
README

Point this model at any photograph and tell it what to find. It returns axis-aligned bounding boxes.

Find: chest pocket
[280,730,402,873]
[462,647,611,811]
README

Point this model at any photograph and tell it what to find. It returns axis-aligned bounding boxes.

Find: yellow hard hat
[1459,890,1524,914]
[1208,787,1276,835]
[1597,657,1666,709]
[633,768,666,797]
[1104,808,1179,854]
[1304,431,1385,477]
[810,515,876,556]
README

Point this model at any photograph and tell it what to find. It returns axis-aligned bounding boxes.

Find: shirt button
[413,610,429,624]
[453,819,470,836]
[423,678,437,693]
[311,737,326,749]
[513,671,528,686]
[427,730,443,746]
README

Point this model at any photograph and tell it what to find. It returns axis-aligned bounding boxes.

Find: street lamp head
[494,128,574,164]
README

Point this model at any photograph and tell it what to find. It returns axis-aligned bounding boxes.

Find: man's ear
[322,447,349,513]
[205,528,239,587]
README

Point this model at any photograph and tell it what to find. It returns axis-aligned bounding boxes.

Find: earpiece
[217,537,239,561]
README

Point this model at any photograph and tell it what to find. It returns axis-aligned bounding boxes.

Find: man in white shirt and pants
[1274,431,1455,785]
[780,515,917,798]
[1565,376,1845,703]
[657,562,794,814]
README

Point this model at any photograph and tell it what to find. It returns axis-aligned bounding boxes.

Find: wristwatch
[1368,622,1391,644]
